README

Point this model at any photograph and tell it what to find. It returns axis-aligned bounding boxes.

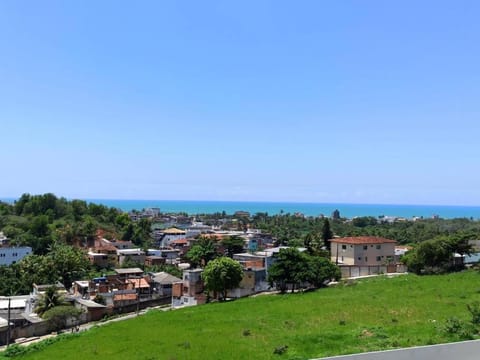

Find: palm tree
[34,286,66,317]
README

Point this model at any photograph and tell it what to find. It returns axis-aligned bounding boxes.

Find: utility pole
[6,297,11,347]
[136,276,140,316]
[335,242,339,265]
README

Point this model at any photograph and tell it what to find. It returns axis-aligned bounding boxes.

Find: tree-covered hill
[0,193,152,295]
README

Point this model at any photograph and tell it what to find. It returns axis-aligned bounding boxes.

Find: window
[341,245,347,250]
[376,245,381,249]
[358,257,361,261]
[365,257,368,262]
[363,245,368,250]
[376,256,381,261]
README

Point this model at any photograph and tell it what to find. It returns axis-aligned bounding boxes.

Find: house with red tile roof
[330,236,397,266]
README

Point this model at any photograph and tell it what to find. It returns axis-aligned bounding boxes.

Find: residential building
[330,236,397,266]
[117,248,146,266]
[227,268,269,298]
[150,272,181,297]
[158,228,187,248]
[0,232,8,246]
[0,246,32,266]
[234,246,305,276]
[172,269,205,307]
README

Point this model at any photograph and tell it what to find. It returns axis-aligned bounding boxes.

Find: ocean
[86,199,480,219]
[3,197,480,219]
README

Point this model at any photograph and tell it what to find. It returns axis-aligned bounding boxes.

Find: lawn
[3,271,480,360]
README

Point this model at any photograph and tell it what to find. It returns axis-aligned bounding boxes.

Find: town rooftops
[75,298,106,308]
[117,248,145,255]
[152,272,182,285]
[73,280,90,288]
[330,236,397,244]
[0,296,28,310]
[163,227,186,234]
[125,278,150,289]
[114,268,144,275]
[170,238,188,245]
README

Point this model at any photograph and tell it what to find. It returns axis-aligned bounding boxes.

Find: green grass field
[3,271,480,360]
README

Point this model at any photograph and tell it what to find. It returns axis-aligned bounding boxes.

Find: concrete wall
[317,340,480,360]
[339,264,407,278]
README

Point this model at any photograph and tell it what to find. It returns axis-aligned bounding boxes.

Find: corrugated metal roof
[152,272,182,284]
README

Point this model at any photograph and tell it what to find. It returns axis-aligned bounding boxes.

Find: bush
[467,301,480,325]
[442,317,474,340]
[43,305,83,331]
[273,345,288,355]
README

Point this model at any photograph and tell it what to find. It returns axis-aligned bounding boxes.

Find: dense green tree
[221,235,245,257]
[43,306,83,331]
[321,218,333,252]
[306,256,341,288]
[186,237,219,267]
[402,235,473,274]
[121,223,135,242]
[268,248,340,293]
[34,286,67,317]
[268,248,310,293]
[0,265,26,295]
[49,242,91,289]
[202,257,243,300]
[18,254,58,289]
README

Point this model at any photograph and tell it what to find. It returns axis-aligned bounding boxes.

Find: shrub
[467,301,480,325]
[442,317,474,340]
[273,345,288,355]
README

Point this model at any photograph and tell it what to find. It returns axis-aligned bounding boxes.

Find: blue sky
[1,1,479,205]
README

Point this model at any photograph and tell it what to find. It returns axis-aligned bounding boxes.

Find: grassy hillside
[4,271,480,360]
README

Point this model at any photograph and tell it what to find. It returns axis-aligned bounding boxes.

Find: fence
[339,264,407,278]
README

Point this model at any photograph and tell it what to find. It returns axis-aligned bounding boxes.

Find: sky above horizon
[1,1,479,206]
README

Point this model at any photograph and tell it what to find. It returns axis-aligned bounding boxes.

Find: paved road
[317,340,480,360]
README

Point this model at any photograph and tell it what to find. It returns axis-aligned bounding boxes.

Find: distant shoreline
[3,197,479,219]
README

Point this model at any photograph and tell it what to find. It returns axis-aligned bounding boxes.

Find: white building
[0,247,32,266]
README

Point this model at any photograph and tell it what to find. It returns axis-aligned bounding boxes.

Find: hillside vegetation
[3,271,480,360]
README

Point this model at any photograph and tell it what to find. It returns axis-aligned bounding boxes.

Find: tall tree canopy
[202,256,243,300]
[186,237,219,267]
[268,248,340,293]
[221,235,245,257]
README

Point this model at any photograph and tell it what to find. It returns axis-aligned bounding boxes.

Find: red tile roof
[171,238,188,245]
[125,278,150,289]
[330,236,397,245]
